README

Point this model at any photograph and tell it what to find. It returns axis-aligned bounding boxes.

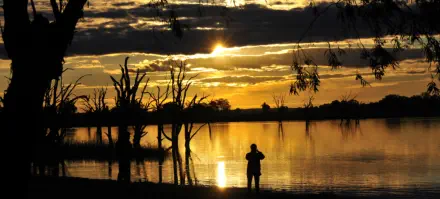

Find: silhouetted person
[246,144,265,194]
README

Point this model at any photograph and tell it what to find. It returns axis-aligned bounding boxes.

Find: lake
[63,118,440,196]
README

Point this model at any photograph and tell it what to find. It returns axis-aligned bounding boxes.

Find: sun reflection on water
[217,161,226,188]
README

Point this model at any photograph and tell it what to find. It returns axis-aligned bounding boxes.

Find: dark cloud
[112,2,137,7]
[3,3,371,56]
[0,3,422,57]
[199,75,283,84]
[128,62,170,73]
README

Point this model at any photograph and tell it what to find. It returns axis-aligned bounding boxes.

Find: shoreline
[28,176,440,199]
[41,115,440,128]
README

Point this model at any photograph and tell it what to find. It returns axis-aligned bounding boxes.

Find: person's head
[250,144,257,152]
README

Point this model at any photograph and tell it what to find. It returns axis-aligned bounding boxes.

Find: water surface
[64,118,440,196]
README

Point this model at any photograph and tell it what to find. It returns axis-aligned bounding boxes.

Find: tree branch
[50,0,61,21]
[190,123,207,141]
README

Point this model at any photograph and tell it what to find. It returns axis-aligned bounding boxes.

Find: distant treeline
[1,94,438,127]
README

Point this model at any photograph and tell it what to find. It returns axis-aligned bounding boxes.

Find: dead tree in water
[183,95,210,185]
[110,57,150,149]
[110,57,150,182]
[158,59,207,185]
[148,84,170,151]
[148,84,170,184]
[82,87,110,145]
[40,71,87,176]
[272,93,288,122]
[44,71,88,144]
[2,1,89,183]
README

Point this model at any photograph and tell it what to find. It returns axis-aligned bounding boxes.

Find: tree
[261,102,271,113]
[183,95,209,185]
[82,87,110,145]
[303,96,314,123]
[148,83,170,152]
[339,92,361,124]
[43,71,88,144]
[109,57,150,182]
[272,93,288,122]
[82,88,109,114]
[1,0,89,187]
[158,60,196,185]
[290,0,440,96]
[210,98,231,111]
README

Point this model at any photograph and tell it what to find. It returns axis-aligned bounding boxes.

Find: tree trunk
[107,126,114,147]
[171,131,178,185]
[158,158,163,184]
[116,125,131,183]
[96,126,103,144]
[133,125,141,149]
[2,2,88,194]
[184,123,193,185]
[157,124,163,150]
[185,141,193,185]
[177,147,185,185]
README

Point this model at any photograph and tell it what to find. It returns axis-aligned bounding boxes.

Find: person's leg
[247,174,253,193]
[255,174,260,194]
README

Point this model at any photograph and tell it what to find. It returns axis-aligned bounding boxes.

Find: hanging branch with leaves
[290,0,440,96]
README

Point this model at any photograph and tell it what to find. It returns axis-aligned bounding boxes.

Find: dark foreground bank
[28,176,440,199]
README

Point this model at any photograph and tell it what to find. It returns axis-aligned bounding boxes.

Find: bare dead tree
[110,57,151,149]
[148,83,171,151]
[183,94,209,185]
[82,87,109,113]
[157,59,207,185]
[109,56,150,183]
[272,93,288,122]
[82,87,109,145]
[36,70,88,177]
[43,70,89,144]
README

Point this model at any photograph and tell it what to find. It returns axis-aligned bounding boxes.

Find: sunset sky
[0,0,434,108]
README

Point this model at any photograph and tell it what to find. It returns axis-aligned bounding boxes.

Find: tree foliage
[291,0,440,96]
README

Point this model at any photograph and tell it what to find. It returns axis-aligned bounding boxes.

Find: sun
[212,44,225,55]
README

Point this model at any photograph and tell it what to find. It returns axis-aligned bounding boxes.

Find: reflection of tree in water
[185,150,200,186]
[278,122,284,141]
[184,122,212,185]
[305,121,311,138]
[384,118,402,134]
[135,160,148,182]
[305,122,316,158]
[62,128,78,142]
[339,121,362,140]
[108,160,113,179]
[262,122,270,134]
[87,127,91,140]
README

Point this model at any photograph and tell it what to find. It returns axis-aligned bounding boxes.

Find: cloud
[0,3,381,58]
[198,75,284,84]
[112,2,137,7]
[129,62,170,72]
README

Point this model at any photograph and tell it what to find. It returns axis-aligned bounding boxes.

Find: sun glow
[212,44,226,56]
